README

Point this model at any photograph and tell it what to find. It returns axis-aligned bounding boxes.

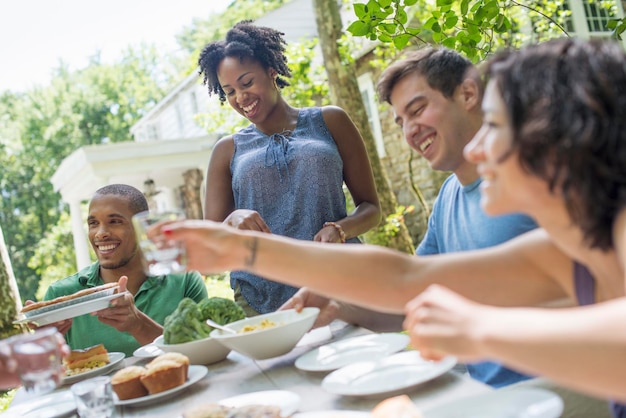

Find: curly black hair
[487,38,626,251]
[198,20,292,104]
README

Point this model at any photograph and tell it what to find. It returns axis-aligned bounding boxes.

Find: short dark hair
[487,38,626,251]
[93,184,148,215]
[198,20,292,104]
[377,47,475,104]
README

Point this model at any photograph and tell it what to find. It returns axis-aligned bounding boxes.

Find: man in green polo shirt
[38,184,207,356]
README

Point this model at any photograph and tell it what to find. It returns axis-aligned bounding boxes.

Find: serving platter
[14,291,128,326]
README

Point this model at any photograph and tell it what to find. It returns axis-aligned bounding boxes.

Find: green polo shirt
[43,262,208,356]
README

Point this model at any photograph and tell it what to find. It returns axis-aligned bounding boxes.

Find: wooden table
[9,321,492,417]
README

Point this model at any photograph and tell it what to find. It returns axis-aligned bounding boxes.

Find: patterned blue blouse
[229,107,359,313]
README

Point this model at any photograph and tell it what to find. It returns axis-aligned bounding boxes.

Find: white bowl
[153,334,231,365]
[209,308,320,360]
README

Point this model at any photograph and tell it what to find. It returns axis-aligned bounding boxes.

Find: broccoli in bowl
[163,297,246,344]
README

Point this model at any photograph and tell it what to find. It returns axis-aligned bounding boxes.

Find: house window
[357,72,386,157]
[561,0,623,38]
[190,91,199,114]
[175,102,185,135]
[147,123,159,140]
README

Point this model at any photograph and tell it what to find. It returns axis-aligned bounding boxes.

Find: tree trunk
[181,168,204,220]
[312,0,414,254]
[0,226,27,339]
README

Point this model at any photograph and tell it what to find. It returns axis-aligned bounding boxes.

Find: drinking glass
[71,375,115,418]
[132,209,186,276]
[9,327,64,396]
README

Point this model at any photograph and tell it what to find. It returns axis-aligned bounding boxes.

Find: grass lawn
[0,275,232,412]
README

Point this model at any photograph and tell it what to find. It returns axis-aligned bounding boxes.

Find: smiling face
[217,56,279,125]
[389,72,478,179]
[464,80,554,217]
[87,194,141,270]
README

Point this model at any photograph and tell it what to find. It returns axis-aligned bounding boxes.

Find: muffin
[147,352,190,380]
[111,366,148,400]
[140,359,186,394]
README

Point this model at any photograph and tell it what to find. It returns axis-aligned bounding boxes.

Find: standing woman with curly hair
[198,20,381,316]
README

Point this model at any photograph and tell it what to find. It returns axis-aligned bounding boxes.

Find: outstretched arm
[163,221,569,312]
[404,284,626,402]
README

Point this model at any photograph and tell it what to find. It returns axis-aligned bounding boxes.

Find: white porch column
[69,199,91,270]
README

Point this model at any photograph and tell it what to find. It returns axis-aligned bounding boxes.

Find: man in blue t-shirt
[281,48,538,388]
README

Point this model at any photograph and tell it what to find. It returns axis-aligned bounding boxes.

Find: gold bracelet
[323,221,346,243]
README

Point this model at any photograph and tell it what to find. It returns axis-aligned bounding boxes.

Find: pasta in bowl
[209,308,319,360]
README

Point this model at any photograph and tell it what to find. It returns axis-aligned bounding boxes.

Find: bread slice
[66,344,110,370]
[372,395,424,418]
[22,282,119,313]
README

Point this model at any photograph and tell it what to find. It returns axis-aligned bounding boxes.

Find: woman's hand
[403,284,491,362]
[224,209,271,233]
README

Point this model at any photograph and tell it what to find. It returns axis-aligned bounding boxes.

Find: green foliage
[30,212,76,301]
[362,205,415,248]
[608,17,626,40]
[0,390,15,412]
[346,0,621,62]
[0,45,176,303]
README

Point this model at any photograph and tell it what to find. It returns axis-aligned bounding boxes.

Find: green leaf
[353,3,368,19]
[347,20,371,36]
[404,0,418,5]
[442,37,457,49]
[460,0,469,15]
[432,21,442,33]
[396,9,408,25]
[393,33,412,49]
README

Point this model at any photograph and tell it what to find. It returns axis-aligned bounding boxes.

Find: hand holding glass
[133,210,186,275]
[8,327,64,396]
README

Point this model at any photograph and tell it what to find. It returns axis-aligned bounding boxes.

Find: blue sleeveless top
[574,263,626,418]
[230,107,358,313]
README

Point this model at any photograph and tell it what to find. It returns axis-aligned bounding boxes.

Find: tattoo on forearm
[244,237,258,268]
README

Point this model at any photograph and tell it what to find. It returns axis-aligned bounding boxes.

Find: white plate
[133,342,164,358]
[295,333,410,372]
[322,351,456,397]
[14,292,128,326]
[3,390,76,418]
[62,352,125,385]
[424,388,563,418]
[114,365,208,407]
[292,412,370,418]
[219,390,301,417]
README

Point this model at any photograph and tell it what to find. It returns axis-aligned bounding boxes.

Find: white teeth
[419,137,434,152]
[98,244,116,251]
[243,100,258,113]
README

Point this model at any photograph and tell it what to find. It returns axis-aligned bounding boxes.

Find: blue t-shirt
[417,175,537,388]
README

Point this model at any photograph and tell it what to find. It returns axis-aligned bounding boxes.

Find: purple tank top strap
[611,401,626,418]
[573,262,595,306]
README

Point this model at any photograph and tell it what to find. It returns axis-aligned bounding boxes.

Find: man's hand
[93,276,162,346]
[23,300,73,335]
[279,288,340,329]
